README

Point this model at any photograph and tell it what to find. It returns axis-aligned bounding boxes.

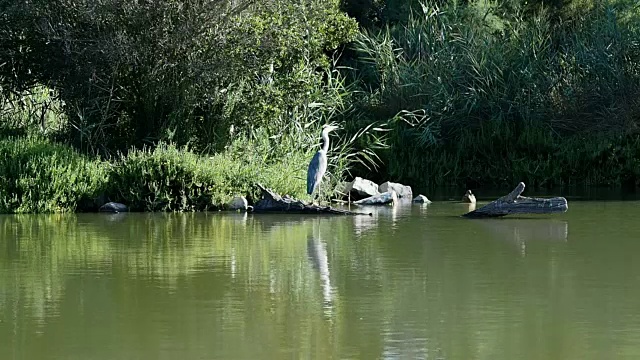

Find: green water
[1,200,639,359]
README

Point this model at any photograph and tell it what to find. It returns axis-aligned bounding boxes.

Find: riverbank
[0,132,638,214]
[0,136,316,213]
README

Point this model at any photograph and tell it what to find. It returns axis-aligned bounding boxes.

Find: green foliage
[0,135,315,213]
[0,118,385,214]
[346,0,640,188]
[108,144,222,212]
[0,61,386,214]
[2,0,640,216]
[107,138,314,212]
[394,123,640,189]
[340,0,452,28]
[0,0,357,154]
[0,137,108,213]
[0,86,67,139]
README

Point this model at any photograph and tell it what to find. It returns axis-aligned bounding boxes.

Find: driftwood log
[463,182,568,218]
[253,184,372,216]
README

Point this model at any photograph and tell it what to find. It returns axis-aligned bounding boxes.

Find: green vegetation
[0,135,323,213]
[346,0,640,188]
[1,0,358,153]
[0,136,107,213]
[1,0,640,212]
[108,139,315,212]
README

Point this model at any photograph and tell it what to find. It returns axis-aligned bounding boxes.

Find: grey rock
[344,177,379,199]
[228,196,248,211]
[353,190,397,206]
[379,181,413,198]
[99,202,128,213]
[412,195,432,204]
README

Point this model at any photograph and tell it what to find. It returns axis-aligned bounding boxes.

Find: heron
[307,124,339,203]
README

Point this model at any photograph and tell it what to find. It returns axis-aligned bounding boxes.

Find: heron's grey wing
[307,151,326,195]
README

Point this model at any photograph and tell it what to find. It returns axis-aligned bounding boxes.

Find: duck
[462,190,476,204]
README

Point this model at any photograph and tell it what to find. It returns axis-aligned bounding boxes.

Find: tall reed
[348,0,640,188]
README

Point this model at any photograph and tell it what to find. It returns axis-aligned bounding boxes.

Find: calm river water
[1,196,639,359]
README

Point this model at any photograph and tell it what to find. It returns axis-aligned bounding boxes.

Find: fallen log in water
[253,184,372,216]
[463,182,568,218]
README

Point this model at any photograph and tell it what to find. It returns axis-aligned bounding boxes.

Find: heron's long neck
[321,129,330,152]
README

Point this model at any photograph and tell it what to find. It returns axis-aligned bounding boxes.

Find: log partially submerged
[463,182,568,218]
[253,184,372,215]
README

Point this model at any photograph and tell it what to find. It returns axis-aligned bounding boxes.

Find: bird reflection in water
[307,219,334,319]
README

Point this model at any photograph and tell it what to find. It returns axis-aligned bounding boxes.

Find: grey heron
[307,124,339,202]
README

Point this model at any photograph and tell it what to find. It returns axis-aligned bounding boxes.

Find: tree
[0,0,357,153]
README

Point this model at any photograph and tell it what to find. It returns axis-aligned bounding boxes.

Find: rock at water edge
[344,177,379,199]
[228,196,249,211]
[99,202,129,213]
[412,195,432,204]
[379,181,412,198]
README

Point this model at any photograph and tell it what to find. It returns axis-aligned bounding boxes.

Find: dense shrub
[0,137,316,213]
[0,137,108,213]
[0,62,381,213]
[106,139,315,212]
[107,144,223,212]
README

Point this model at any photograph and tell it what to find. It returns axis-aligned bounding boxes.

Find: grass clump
[108,144,225,212]
[0,137,108,213]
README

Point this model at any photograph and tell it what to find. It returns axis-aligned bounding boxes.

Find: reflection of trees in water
[370,209,640,359]
[0,213,362,358]
[0,214,112,330]
[3,205,638,359]
[473,218,569,256]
